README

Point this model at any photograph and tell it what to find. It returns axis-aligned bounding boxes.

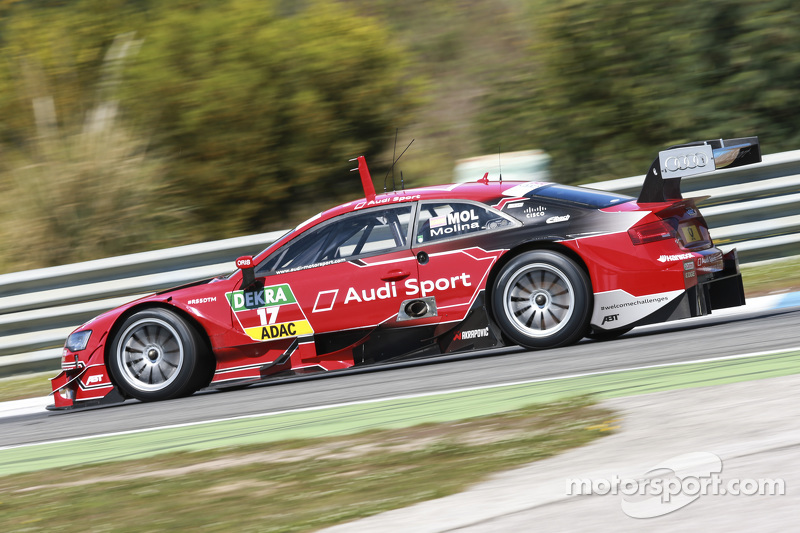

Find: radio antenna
[384,129,399,192]
[383,134,414,191]
[498,146,503,183]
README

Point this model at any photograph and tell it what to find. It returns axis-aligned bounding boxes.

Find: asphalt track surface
[2,306,799,449]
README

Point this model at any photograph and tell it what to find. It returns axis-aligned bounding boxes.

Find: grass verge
[0,372,52,403]
[742,255,800,297]
[0,397,612,533]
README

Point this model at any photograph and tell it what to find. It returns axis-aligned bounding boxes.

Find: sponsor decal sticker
[276,258,346,275]
[430,215,448,228]
[313,289,338,312]
[226,283,313,341]
[454,327,489,341]
[696,251,723,268]
[354,194,421,210]
[244,320,313,341]
[235,256,254,269]
[546,214,570,224]
[601,314,619,325]
[188,297,217,305]
[659,144,715,180]
[341,274,472,305]
[657,253,694,263]
[592,289,683,329]
[87,374,104,385]
[683,260,696,280]
[524,206,547,219]
[429,209,481,237]
[226,285,296,310]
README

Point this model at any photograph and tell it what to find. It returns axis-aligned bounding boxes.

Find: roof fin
[350,156,376,201]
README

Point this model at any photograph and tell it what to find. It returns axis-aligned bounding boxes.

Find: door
[412,200,517,326]
[251,204,419,355]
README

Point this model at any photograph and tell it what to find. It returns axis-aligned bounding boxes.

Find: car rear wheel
[491,251,591,349]
[108,308,210,402]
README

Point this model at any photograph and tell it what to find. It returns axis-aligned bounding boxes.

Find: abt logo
[602,314,619,325]
[86,374,104,385]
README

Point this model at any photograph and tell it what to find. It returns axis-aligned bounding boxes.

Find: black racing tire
[108,308,211,402]
[585,327,633,341]
[491,250,592,350]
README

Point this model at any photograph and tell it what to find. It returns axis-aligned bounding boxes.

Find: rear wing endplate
[638,137,761,203]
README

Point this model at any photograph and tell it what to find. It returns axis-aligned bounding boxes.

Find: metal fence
[2,151,799,376]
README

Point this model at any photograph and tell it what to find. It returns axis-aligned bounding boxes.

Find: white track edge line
[2,344,799,453]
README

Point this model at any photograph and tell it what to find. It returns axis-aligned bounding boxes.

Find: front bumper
[48,364,123,410]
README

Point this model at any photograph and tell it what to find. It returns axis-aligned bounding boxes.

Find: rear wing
[638,137,761,203]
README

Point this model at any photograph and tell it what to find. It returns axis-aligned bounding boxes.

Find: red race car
[50,137,760,409]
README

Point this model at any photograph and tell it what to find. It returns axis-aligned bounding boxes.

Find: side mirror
[236,256,255,288]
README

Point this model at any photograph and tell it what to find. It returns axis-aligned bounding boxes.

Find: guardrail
[2,151,799,376]
[0,231,286,375]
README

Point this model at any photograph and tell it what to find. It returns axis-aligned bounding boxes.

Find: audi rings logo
[663,153,708,172]
[659,145,715,178]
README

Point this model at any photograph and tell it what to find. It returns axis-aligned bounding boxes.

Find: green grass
[0,372,52,403]
[742,255,800,297]
[0,397,612,533]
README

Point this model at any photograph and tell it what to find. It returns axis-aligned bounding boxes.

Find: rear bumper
[635,249,745,328]
[705,248,746,310]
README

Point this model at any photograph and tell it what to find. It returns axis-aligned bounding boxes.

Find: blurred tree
[122,0,419,239]
[478,0,800,183]
[0,31,177,269]
[0,0,145,150]
[0,0,418,270]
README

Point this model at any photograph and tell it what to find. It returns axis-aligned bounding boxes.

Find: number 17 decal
[256,306,279,325]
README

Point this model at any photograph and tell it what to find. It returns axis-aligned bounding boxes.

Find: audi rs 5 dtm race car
[50,137,761,409]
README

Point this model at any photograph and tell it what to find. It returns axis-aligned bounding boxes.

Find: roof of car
[321,179,548,219]
[256,180,553,262]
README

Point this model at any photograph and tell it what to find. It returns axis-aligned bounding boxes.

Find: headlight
[65,330,92,352]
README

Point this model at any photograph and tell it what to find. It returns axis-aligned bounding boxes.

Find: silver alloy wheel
[502,262,576,338]
[116,318,185,392]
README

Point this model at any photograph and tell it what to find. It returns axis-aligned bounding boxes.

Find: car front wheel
[108,308,211,402]
[491,250,592,350]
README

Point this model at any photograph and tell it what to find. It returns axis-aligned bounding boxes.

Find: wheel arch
[485,240,592,324]
[104,302,217,395]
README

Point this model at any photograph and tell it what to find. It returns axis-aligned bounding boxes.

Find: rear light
[628,219,677,245]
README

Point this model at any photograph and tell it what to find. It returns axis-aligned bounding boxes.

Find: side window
[257,205,413,275]
[415,201,514,244]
